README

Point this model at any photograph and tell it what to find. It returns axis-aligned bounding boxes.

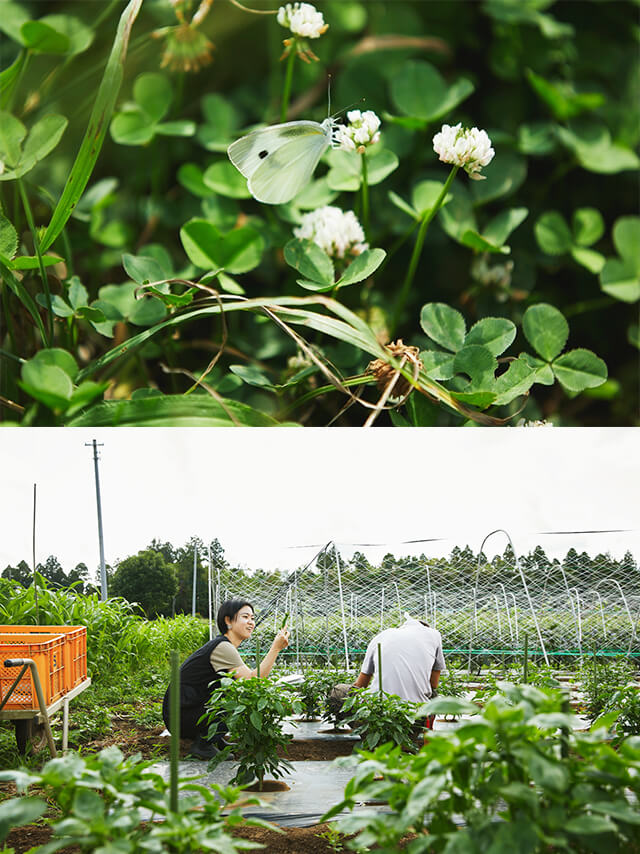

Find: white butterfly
[227,117,337,205]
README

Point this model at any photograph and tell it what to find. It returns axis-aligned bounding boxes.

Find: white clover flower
[432,123,495,180]
[294,206,368,259]
[277,2,328,38]
[334,109,381,153]
[516,419,555,427]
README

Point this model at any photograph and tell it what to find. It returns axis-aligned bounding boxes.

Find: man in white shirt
[327,615,445,728]
[354,616,445,703]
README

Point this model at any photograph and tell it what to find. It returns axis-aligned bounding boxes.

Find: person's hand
[272,628,290,651]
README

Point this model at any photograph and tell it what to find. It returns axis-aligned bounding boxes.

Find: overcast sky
[0,428,638,578]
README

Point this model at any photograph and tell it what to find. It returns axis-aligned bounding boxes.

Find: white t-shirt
[360,619,446,703]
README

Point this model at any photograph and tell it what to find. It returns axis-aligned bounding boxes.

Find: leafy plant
[1,0,636,426]
[315,823,367,854]
[341,689,423,753]
[296,672,331,720]
[0,746,267,853]
[599,685,640,742]
[581,655,635,722]
[436,668,467,719]
[0,576,207,684]
[525,661,564,693]
[324,686,640,853]
[51,706,112,746]
[319,670,355,727]
[0,795,46,849]
[205,676,302,789]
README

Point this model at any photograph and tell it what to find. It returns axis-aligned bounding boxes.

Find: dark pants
[162,693,225,744]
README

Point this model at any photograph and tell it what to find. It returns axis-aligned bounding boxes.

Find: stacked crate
[0,626,87,710]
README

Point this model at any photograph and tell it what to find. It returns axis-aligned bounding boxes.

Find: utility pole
[32,483,39,624]
[86,440,107,601]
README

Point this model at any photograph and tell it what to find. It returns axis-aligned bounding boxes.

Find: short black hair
[217,599,254,634]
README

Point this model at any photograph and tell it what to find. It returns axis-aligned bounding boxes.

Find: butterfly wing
[228,121,331,204]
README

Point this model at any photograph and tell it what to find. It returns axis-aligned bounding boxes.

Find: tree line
[2,539,637,619]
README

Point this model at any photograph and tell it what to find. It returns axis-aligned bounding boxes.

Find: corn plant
[0,577,207,683]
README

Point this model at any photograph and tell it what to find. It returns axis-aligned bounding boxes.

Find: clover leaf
[35,276,117,335]
[196,94,241,152]
[535,208,605,273]
[181,218,264,275]
[419,302,606,405]
[390,60,474,124]
[0,211,64,271]
[522,303,607,392]
[434,182,527,253]
[110,73,196,146]
[326,148,398,193]
[0,110,67,181]
[283,238,385,292]
[556,118,640,175]
[389,179,453,221]
[0,5,93,55]
[19,348,108,415]
[599,216,640,303]
[419,303,534,406]
[525,69,605,121]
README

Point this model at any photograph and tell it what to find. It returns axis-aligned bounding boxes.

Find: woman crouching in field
[162,599,289,759]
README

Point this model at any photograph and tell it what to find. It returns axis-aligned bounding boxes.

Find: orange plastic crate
[0,633,66,710]
[0,625,87,689]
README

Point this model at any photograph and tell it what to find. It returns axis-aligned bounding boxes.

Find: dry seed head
[367,339,422,398]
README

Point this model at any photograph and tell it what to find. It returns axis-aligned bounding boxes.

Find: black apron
[162,635,234,741]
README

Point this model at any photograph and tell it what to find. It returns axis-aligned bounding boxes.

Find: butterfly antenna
[332,96,366,121]
[327,73,332,118]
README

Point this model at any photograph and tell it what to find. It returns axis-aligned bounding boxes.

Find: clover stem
[280,48,297,122]
[360,151,369,238]
[17,178,53,344]
[390,165,459,337]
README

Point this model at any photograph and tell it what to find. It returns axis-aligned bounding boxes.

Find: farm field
[1,576,639,854]
[2,670,639,853]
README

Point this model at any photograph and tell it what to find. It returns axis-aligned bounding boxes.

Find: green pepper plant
[0,745,269,853]
[341,689,424,753]
[205,675,303,790]
[296,671,332,720]
[581,655,635,722]
[598,685,640,743]
[324,685,640,854]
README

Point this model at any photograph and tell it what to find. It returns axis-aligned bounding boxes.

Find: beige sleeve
[210,642,244,673]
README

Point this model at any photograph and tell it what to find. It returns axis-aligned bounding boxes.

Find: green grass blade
[40,0,143,253]
[65,395,294,426]
[0,256,48,345]
[75,295,383,381]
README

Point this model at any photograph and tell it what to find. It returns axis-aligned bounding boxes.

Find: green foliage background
[0,0,638,425]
